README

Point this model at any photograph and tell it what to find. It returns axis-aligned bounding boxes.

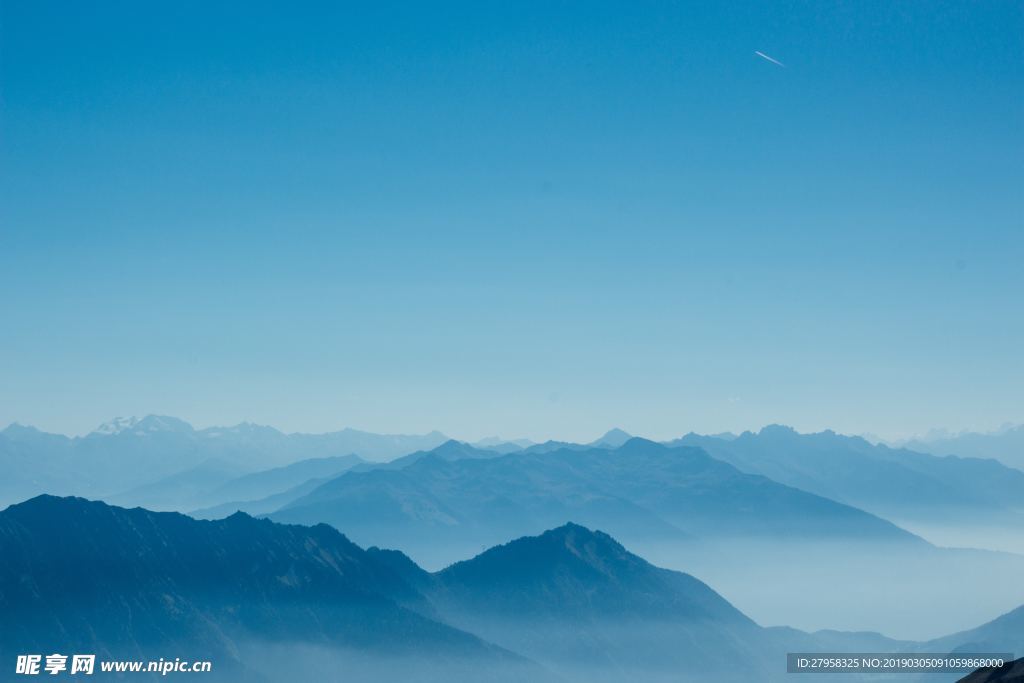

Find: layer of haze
[1,1,1022,440]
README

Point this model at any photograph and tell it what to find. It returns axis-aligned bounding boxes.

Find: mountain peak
[223,509,259,524]
[615,436,666,453]
[91,416,140,435]
[542,520,595,535]
[590,428,633,448]
[134,415,194,432]
[5,494,109,520]
[435,522,756,634]
[539,521,611,545]
[91,415,193,436]
[413,439,501,462]
[472,435,535,449]
[221,421,282,436]
[757,424,798,438]
[441,522,633,587]
[427,439,484,458]
[434,438,472,451]
[1,422,43,438]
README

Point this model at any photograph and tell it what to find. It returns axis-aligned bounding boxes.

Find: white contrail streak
[755,51,786,68]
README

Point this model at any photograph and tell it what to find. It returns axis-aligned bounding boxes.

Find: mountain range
[6,417,1020,527]
[3,496,1020,682]
[898,425,1024,471]
[270,437,922,565]
[0,417,448,507]
[5,417,1024,638]
[0,495,538,682]
[111,454,366,512]
[264,436,1024,637]
[411,522,775,682]
[671,425,1024,525]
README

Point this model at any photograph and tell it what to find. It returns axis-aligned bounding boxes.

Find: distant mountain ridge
[266,435,1024,637]
[6,417,1024,634]
[670,425,1024,524]
[899,425,1024,471]
[90,415,194,436]
[110,454,367,513]
[0,417,449,507]
[9,417,1020,519]
[271,437,923,567]
[588,427,633,448]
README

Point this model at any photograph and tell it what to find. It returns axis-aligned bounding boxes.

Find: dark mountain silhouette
[940,606,1024,682]
[6,494,1014,682]
[1,496,804,682]
[0,495,539,682]
[435,522,749,620]
[420,523,772,681]
[958,658,1024,683]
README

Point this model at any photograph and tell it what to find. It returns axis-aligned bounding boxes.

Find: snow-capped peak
[92,416,141,435]
[90,415,193,436]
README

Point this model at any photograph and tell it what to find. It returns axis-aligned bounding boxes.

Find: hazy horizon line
[3,413,1020,446]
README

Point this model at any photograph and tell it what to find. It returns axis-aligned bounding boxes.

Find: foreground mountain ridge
[0,495,537,682]
[4,495,1019,682]
[1,495,776,681]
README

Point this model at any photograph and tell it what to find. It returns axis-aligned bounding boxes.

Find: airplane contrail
[755,51,785,68]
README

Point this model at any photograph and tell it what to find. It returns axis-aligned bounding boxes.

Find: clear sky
[1,1,1021,441]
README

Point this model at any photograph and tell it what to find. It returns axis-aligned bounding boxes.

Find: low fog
[633,537,1024,641]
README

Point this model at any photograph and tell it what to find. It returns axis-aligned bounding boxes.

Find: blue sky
[1,1,1021,441]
